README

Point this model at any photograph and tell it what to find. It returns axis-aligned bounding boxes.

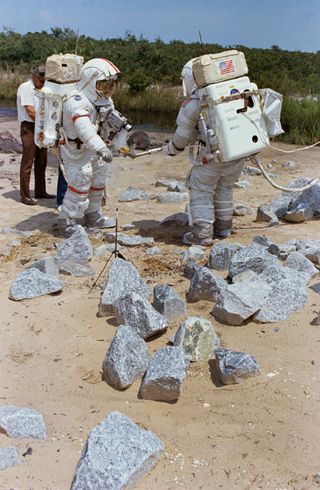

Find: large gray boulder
[285,252,318,279]
[255,264,310,322]
[102,325,150,390]
[153,285,186,322]
[99,258,150,316]
[212,276,272,326]
[208,242,243,271]
[229,244,278,278]
[140,347,188,402]
[0,406,46,439]
[71,411,164,490]
[114,292,167,339]
[0,447,22,470]
[187,267,227,303]
[214,348,261,384]
[9,268,64,301]
[56,227,93,262]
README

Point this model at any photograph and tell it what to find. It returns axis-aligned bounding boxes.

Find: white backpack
[192,51,283,162]
[35,54,84,148]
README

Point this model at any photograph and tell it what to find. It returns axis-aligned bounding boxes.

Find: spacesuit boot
[65,218,83,237]
[85,210,116,229]
[182,223,214,246]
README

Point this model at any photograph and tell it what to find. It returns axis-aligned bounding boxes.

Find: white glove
[97,146,113,163]
[162,141,181,156]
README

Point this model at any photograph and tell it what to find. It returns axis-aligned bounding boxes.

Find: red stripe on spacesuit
[99,58,121,73]
[90,186,104,191]
[72,114,91,122]
[68,185,89,195]
[182,98,192,107]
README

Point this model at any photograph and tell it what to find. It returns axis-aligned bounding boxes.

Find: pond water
[0,106,175,132]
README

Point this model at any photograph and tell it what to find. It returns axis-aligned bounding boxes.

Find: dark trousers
[57,168,68,206]
[20,121,47,199]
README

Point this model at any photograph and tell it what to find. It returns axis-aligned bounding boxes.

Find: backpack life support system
[191,50,283,163]
[34,53,84,149]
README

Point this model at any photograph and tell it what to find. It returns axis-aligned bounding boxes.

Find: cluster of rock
[256,177,320,226]
[99,257,261,407]
[0,405,46,470]
[186,236,319,326]
[8,227,94,300]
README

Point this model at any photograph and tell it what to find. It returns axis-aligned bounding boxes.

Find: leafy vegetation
[0,28,319,143]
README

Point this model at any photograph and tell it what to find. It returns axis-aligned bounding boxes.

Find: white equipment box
[198,76,270,162]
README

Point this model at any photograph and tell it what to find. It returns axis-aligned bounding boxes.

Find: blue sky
[1,0,319,52]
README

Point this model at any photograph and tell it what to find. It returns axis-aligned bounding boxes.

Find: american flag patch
[218,59,235,75]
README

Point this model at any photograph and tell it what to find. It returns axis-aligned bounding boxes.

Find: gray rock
[157,192,189,203]
[251,235,273,247]
[256,205,279,226]
[269,177,313,218]
[155,178,175,187]
[0,405,46,439]
[0,447,22,470]
[267,241,297,260]
[140,347,188,401]
[183,260,202,280]
[56,227,93,262]
[102,325,150,390]
[212,276,272,325]
[121,223,136,231]
[119,187,149,202]
[243,166,262,176]
[229,244,278,278]
[58,259,95,277]
[214,348,261,384]
[232,269,258,284]
[285,252,318,278]
[310,283,320,294]
[233,180,251,189]
[255,264,309,322]
[153,285,186,322]
[104,232,154,247]
[295,239,320,264]
[208,242,243,271]
[290,182,320,214]
[159,212,188,227]
[282,160,295,168]
[233,204,252,216]
[146,247,162,256]
[0,227,32,237]
[187,266,227,303]
[99,258,150,316]
[174,317,220,361]
[94,244,109,257]
[114,292,167,339]
[9,268,64,301]
[284,206,313,223]
[71,411,164,490]
[167,181,188,193]
[26,256,59,276]
[182,245,205,263]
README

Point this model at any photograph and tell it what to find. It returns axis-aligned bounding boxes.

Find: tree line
[0,27,319,95]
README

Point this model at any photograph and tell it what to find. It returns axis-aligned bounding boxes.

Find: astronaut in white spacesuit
[59,58,121,234]
[162,60,245,245]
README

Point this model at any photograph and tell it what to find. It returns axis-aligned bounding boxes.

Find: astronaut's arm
[72,111,106,152]
[162,100,198,156]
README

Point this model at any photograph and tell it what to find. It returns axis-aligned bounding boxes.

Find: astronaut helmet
[181,59,198,97]
[78,58,121,103]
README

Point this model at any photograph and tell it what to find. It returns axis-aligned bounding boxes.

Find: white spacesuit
[59,58,121,233]
[163,60,245,245]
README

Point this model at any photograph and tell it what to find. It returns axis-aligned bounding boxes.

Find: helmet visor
[96,78,118,98]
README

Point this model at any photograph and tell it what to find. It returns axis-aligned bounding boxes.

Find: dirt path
[0,118,320,489]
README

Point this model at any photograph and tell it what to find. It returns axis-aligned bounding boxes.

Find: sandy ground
[0,117,320,490]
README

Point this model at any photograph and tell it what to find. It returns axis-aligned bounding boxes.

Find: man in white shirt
[17,65,55,205]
